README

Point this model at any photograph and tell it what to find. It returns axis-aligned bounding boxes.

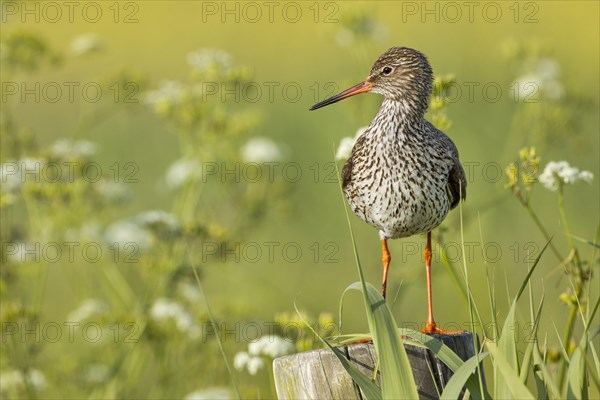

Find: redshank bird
[310,47,466,334]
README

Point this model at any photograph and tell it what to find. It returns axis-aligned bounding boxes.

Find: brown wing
[341,133,367,191]
[341,158,352,190]
[447,159,466,209]
[431,122,466,210]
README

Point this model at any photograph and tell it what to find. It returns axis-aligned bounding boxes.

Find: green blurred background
[1,1,598,398]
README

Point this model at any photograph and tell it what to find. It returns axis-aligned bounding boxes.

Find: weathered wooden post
[273,332,483,399]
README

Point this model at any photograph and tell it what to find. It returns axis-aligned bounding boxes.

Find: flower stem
[556,185,584,390]
[557,186,581,266]
[558,286,582,390]
[523,201,564,262]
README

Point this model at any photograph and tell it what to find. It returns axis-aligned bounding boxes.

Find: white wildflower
[579,171,594,183]
[51,139,97,159]
[27,369,46,391]
[150,298,200,339]
[135,210,180,233]
[187,49,233,71]
[336,127,367,161]
[104,220,153,251]
[144,80,185,107]
[537,58,560,81]
[335,137,356,161]
[241,137,282,163]
[513,74,542,101]
[246,356,265,375]
[2,158,45,186]
[184,387,232,400]
[538,161,594,191]
[165,158,203,190]
[233,351,265,375]
[70,33,104,56]
[233,351,250,370]
[514,57,564,101]
[67,298,108,322]
[248,335,295,359]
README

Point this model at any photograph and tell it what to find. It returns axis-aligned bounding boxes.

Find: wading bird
[310,47,466,334]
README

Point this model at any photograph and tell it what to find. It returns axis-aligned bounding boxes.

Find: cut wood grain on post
[273,331,483,400]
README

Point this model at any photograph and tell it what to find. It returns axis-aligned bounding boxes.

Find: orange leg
[421,232,461,335]
[381,239,391,299]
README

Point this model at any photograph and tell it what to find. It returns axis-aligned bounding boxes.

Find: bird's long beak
[309,80,373,111]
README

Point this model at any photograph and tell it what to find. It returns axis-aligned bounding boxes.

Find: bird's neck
[371,98,425,140]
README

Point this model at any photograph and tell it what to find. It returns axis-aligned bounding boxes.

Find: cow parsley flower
[513,57,564,101]
[150,298,200,339]
[51,139,97,159]
[241,137,282,163]
[233,334,294,376]
[144,80,185,109]
[165,158,203,190]
[187,49,233,72]
[233,351,265,376]
[538,161,593,191]
[248,335,295,359]
[336,127,367,161]
[134,210,181,237]
[104,220,153,251]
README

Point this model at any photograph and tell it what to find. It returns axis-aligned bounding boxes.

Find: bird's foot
[420,322,464,335]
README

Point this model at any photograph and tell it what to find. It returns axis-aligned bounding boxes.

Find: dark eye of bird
[382,66,393,75]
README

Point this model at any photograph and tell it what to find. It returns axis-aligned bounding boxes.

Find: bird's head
[310,47,433,115]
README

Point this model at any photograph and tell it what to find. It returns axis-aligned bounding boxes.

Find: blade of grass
[478,213,499,342]
[293,302,382,400]
[434,235,469,305]
[486,341,535,399]
[552,320,571,364]
[585,356,600,391]
[520,291,545,384]
[344,282,419,399]
[566,295,600,399]
[586,226,600,379]
[496,238,551,398]
[566,346,585,399]
[440,352,490,400]
[458,189,486,399]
